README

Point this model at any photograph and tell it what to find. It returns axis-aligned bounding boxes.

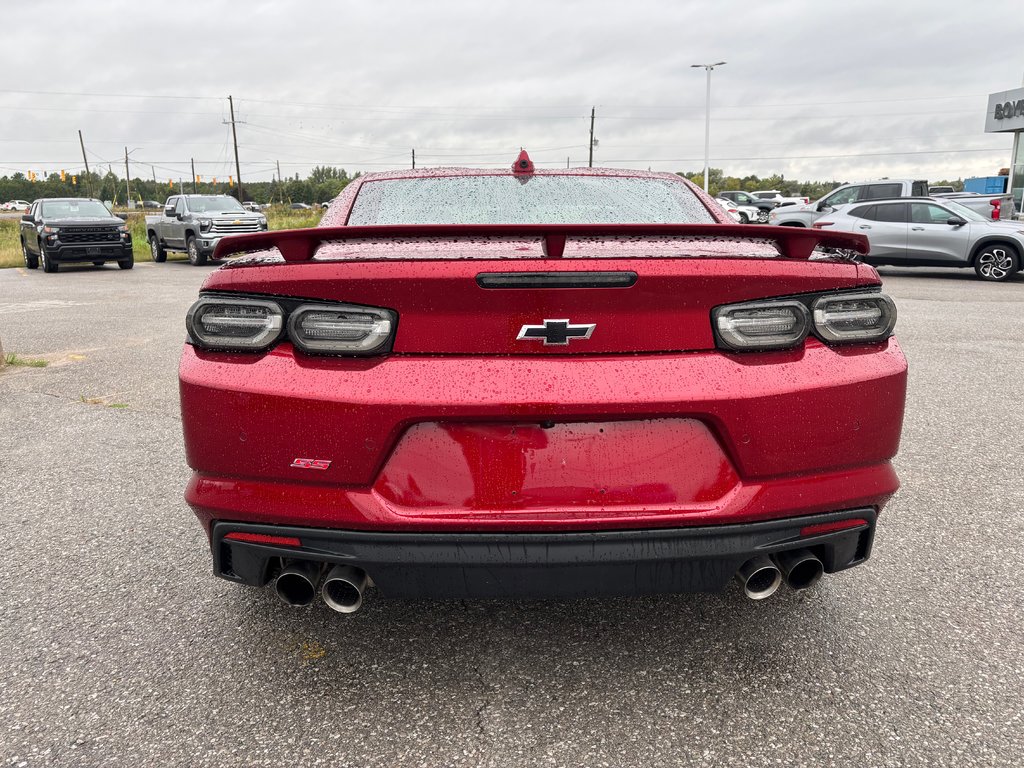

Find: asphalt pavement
[1,261,1022,767]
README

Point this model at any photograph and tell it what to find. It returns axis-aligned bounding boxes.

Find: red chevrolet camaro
[180,153,907,613]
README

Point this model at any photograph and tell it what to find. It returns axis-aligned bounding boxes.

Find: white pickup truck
[770,179,1015,228]
[751,190,810,207]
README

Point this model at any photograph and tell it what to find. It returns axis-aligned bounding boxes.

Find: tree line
[0,165,359,206]
[1,164,964,206]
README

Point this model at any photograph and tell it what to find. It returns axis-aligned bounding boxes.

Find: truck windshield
[188,196,245,213]
[41,200,111,218]
[347,175,716,225]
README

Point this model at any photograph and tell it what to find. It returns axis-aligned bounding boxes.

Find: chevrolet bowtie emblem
[517,319,596,346]
[233,220,242,225]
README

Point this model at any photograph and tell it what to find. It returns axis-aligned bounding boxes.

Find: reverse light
[812,292,896,343]
[713,300,810,351]
[288,303,396,355]
[185,297,284,351]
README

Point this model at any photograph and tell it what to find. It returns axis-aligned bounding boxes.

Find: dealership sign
[985,87,1024,132]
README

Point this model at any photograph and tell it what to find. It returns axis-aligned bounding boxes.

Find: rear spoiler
[212,223,869,263]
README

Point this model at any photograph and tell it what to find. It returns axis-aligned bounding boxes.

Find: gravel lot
[1,261,1022,767]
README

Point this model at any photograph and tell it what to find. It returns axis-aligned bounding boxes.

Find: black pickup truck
[20,198,133,272]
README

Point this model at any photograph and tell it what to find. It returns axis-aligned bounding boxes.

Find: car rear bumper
[182,338,907,534]
[212,508,876,598]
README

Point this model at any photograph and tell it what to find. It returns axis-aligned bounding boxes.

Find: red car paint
[180,165,907,601]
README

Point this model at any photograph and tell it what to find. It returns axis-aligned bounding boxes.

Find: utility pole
[588,107,595,168]
[191,158,197,193]
[151,165,156,183]
[78,130,92,197]
[276,160,283,204]
[412,149,416,169]
[228,95,243,201]
[567,157,570,168]
[124,146,131,206]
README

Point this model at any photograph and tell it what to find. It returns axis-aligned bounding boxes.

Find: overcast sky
[2,0,1022,186]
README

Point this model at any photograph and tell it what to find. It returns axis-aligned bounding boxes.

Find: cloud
[0,0,1019,185]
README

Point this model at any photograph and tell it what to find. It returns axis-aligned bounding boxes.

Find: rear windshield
[41,200,111,218]
[347,175,716,225]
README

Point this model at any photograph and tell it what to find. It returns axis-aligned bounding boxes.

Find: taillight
[812,292,897,343]
[186,295,397,356]
[185,297,284,351]
[713,300,810,351]
[287,303,396,355]
[713,291,897,351]
[990,198,1001,220]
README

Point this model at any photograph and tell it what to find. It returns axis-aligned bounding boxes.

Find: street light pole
[691,61,726,193]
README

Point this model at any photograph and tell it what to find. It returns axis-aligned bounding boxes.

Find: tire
[149,234,167,263]
[21,239,38,270]
[973,243,1020,281]
[757,210,770,224]
[118,253,134,270]
[187,235,207,266]
[738,212,749,224]
[40,244,58,273]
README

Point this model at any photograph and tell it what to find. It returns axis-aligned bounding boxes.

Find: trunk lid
[205,228,874,355]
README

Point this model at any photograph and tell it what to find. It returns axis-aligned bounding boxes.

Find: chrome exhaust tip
[775,549,824,591]
[274,560,322,607]
[735,555,782,600]
[322,565,368,614]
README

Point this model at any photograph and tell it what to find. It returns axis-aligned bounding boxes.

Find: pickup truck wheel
[22,239,39,269]
[187,236,207,266]
[974,244,1020,281]
[41,245,58,273]
[149,234,167,263]
[118,253,134,270]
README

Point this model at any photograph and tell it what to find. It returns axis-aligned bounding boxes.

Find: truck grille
[61,227,121,244]
[210,219,261,235]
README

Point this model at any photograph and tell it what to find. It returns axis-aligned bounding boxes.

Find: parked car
[289,202,313,210]
[19,198,133,272]
[813,197,1023,281]
[772,179,1016,229]
[3,199,31,212]
[752,190,810,207]
[140,200,163,209]
[145,194,267,266]
[928,185,956,195]
[179,154,907,613]
[717,190,774,222]
[714,197,758,224]
[242,201,262,212]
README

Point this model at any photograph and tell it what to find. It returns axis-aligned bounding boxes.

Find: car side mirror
[946,217,967,227]
[817,202,832,213]
[21,214,33,222]
[164,207,175,217]
[116,213,128,221]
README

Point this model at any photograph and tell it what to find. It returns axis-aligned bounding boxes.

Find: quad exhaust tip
[322,565,368,614]
[275,560,322,607]
[735,555,782,600]
[775,548,824,591]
